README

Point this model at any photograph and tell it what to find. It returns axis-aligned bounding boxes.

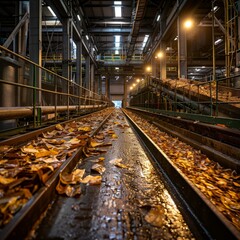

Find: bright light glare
[48,6,56,17]
[77,14,81,21]
[157,52,163,58]
[146,66,151,72]
[184,19,193,29]
[214,38,223,45]
[86,35,89,40]
[114,2,122,17]
[157,15,160,21]
[142,35,149,48]
[115,35,121,48]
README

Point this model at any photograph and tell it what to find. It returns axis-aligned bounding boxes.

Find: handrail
[0,45,112,130]
[129,75,240,119]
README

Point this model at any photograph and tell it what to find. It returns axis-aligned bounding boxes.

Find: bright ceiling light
[142,35,149,48]
[48,6,56,17]
[114,1,122,17]
[214,38,223,45]
[156,15,160,22]
[184,19,193,29]
[77,14,81,21]
[213,6,219,12]
[86,35,89,40]
[115,50,119,54]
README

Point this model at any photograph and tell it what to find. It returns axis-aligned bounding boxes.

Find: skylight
[114,1,122,17]
[115,35,121,49]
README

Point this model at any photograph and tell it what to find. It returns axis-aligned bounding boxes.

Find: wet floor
[33,109,194,240]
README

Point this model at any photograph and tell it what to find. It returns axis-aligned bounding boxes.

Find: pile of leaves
[0,109,112,227]
[126,110,240,231]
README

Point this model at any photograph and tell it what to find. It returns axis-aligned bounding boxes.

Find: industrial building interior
[0,0,240,239]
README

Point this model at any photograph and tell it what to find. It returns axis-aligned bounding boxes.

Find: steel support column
[29,0,42,105]
[76,40,82,104]
[85,55,90,91]
[90,62,95,92]
[160,42,167,79]
[62,18,72,80]
[177,16,187,79]
[123,77,127,108]
[151,57,157,78]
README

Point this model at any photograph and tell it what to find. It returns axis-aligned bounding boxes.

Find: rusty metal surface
[34,110,194,240]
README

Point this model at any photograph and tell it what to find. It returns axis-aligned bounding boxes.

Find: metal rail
[0,109,114,240]
[128,107,240,148]
[123,109,240,240]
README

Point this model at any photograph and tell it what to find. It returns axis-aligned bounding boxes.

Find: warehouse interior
[0,0,240,239]
[0,0,239,134]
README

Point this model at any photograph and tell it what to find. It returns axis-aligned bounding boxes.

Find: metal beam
[3,12,29,48]
[126,0,148,62]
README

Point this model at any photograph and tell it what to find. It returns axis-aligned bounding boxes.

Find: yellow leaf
[0,175,16,185]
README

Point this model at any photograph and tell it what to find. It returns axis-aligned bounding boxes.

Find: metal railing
[129,75,240,119]
[0,45,112,131]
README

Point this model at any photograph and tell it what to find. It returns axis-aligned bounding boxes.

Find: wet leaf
[144,205,165,227]
[78,126,92,132]
[21,145,38,154]
[65,185,81,197]
[0,175,16,185]
[109,158,128,169]
[0,145,12,153]
[60,169,85,185]
[81,175,102,185]
[91,164,106,175]
[111,134,118,139]
[55,124,64,131]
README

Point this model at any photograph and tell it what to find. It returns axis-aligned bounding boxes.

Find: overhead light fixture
[86,35,89,40]
[48,6,56,17]
[115,67,119,70]
[213,6,219,12]
[114,1,122,18]
[77,14,81,21]
[184,19,193,29]
[174,36,178,41]
[142,35,149,48]
[156,15,160,22]
[214,38,223,45]
[115,50,119,54]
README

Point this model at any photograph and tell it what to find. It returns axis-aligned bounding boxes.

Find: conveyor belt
[33,109,195,239]
[0,108,239,239]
